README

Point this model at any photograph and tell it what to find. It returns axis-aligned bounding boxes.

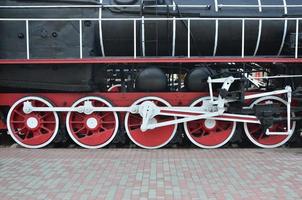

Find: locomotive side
[0,0,302,149]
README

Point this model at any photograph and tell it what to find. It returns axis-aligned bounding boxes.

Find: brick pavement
[0,147,301,200]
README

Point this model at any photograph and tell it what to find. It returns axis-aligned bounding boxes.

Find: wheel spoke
[101,120,116,124]
[11,120,25,123]
[13,110,25,118]
[99,112,111,119]
[19,129,31,139]
[258,131,265,139]
[74,126,86,134]
[13,126,26,135]
[129,123,142,128]
[41,126,52,134]
[249,126,262,134]
[70,121,84,124]
[189,126,202,134]
[73,113,85,120]
[201,130,208,136]
[40,112,51,119]
[41,121,56,124]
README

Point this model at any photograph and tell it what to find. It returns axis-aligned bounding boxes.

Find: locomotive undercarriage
[2,63,302,149]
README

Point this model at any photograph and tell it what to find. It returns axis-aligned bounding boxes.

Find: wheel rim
[7,96,59,149]
[184,97,236,149]
[244,96,296,148]
[125,97,177,149]
[66,97,118,149]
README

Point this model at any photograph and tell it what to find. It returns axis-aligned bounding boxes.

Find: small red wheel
[7,96,59,149]
[108,84,121,92]
[184,97,236,148]
[244,96,296,148]
[66,97,118,149]
[125,97,177,149]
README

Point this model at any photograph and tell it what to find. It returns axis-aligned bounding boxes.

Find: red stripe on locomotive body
[0,92,206,107]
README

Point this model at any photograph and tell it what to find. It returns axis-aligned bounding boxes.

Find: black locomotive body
[0,0,302,149]
[1,0,302,58]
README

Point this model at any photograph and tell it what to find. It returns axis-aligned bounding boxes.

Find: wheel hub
[86,117,98,130]
[204,119,216,130]
[26,117,39,129]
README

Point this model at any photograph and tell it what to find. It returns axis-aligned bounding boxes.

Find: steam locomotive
[0,0,302,149]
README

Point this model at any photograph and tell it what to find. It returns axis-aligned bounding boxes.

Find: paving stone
[0,148,301,199]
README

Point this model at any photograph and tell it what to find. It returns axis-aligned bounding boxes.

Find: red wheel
[125,97,177,149]
[184,97,236,148]
[108,84,121,92]
[66,97,118,149]
[7,96,59,149]
[244,96,296,148]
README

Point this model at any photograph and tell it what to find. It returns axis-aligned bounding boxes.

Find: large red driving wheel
[184,97,236,148]
[125,97,177,149]
[244,96,296,148]
[66,97,118,149]
[7,96,59,149]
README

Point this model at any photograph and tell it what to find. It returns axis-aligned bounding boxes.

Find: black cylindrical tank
[185,66,216,92]
[135,68,167,91]
[0,0,301,58]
